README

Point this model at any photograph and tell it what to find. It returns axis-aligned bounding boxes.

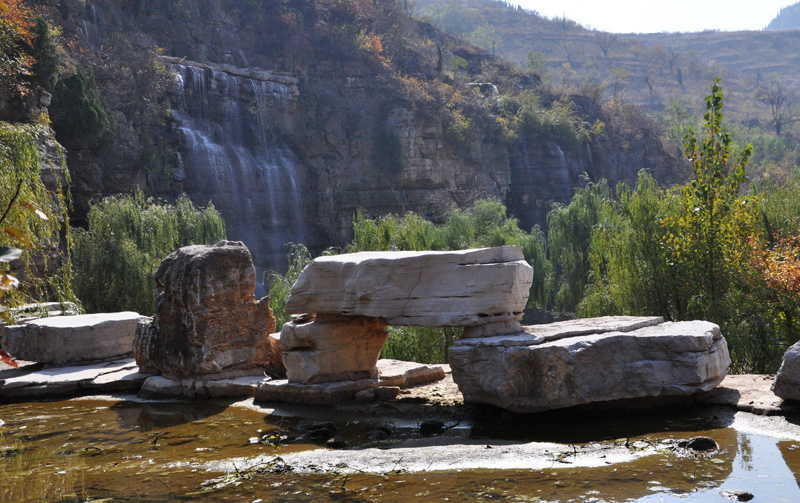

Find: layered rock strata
[133,241,276,380]
[448,317,731,413]
[1,312,144,366]
[281,246,532,384]
[286,246,533,329]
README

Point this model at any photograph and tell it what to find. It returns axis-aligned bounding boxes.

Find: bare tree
[641,66,656,97]
[594,32,619,59]
[758,76,800,136]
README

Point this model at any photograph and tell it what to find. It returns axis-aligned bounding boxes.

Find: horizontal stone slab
[285,246,533,328]
[255,360,447,404]
[1,312,145,366]
[449,319,730,413]
[0,358,148,400]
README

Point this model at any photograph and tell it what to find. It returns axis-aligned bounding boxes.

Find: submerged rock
[133,241,276,380]
[448,318,730,413]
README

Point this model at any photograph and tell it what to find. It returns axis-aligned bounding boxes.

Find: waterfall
[170,63,309,295]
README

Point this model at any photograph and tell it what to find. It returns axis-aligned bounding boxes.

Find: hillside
[416,0,800,151]
[767,2,800,30]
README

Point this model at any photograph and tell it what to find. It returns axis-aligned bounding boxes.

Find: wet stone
[720,490,755,502]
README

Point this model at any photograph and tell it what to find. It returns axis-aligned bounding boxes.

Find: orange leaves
[749,235,800,300]
[0,0,34,45]
[0,349,17,368]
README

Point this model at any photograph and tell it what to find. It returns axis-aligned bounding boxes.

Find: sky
[511,0,797,34]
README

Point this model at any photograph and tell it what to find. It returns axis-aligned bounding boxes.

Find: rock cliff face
[37,0,684,273]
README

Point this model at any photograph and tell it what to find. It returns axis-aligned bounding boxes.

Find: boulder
[133,240,276,380]
[285,246,532,331]
[280,314,389,383]
[448,318,730,413]
[772,341,800,401]
[1,312,144,366]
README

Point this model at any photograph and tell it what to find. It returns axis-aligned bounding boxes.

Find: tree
[666,78,759,314]
[593,32,618,59]
[0,0,35,97]
[525,48,547,73]
[72,191,226,315]
[28,17,59,93]
[757,75,799,136]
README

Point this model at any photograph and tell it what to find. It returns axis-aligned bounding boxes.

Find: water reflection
[0,399,799,502]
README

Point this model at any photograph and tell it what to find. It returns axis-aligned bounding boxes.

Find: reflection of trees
[739,433,754,471]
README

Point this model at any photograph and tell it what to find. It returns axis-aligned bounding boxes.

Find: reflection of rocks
[110,400,230,432]
[449,318,730,413]
[773,341,800,401]
[133,241,276,380]
[1,312,144,366]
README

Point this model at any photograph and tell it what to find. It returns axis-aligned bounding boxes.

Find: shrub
[51,67,114,151]
[72,191,226,315]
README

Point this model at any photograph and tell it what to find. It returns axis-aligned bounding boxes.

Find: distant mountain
[766,2,800,30]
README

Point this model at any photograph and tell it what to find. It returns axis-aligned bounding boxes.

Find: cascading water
[170,63,309,295]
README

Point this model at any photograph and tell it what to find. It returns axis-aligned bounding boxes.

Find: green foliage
[0,121,75,316]
[72,191,226,315]
[547,180,611,312]
[667,78,758,315]
[266,243,312,332]
[510,92,592,148]
[382,326,462,364]
[52,67,114,151]
[28,17,59,93]
[578,171,683,319]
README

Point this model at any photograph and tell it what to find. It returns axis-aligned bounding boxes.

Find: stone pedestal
[280,314,389,384]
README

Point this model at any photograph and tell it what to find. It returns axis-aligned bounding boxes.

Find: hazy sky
[511,0,797,33]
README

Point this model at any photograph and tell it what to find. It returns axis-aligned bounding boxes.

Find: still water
[1,396,799,502]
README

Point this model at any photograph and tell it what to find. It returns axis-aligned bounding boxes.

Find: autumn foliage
[0,0,36,97]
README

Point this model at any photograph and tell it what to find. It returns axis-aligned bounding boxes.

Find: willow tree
[0,122,74,321]
[72,191,226,315]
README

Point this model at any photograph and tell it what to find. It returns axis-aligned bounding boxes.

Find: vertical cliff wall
[37,0,684,275]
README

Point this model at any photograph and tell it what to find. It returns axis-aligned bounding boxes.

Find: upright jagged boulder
[133,241,275,380]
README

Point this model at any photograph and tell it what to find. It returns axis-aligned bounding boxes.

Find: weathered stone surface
[285,246,532,330]
[376,359,446,388]
[256,378,380,405]
[1,312,144,366]
[133,241,275,380]
[254,359,447,404]
[0,358,147,399]
[137,375,267,400]
[772,341,800,401]
[448,318,730,413]
[281,314,388,384]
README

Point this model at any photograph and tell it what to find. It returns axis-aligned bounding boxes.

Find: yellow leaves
[0,272,18,291]
[2,226,32,248]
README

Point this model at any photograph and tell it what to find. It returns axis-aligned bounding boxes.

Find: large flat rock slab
[0,358,148,399]
[448,318,730,413]
[285,246,533,328]
[1,312,145,366]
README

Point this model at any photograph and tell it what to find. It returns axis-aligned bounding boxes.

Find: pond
[1,396,799,502]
